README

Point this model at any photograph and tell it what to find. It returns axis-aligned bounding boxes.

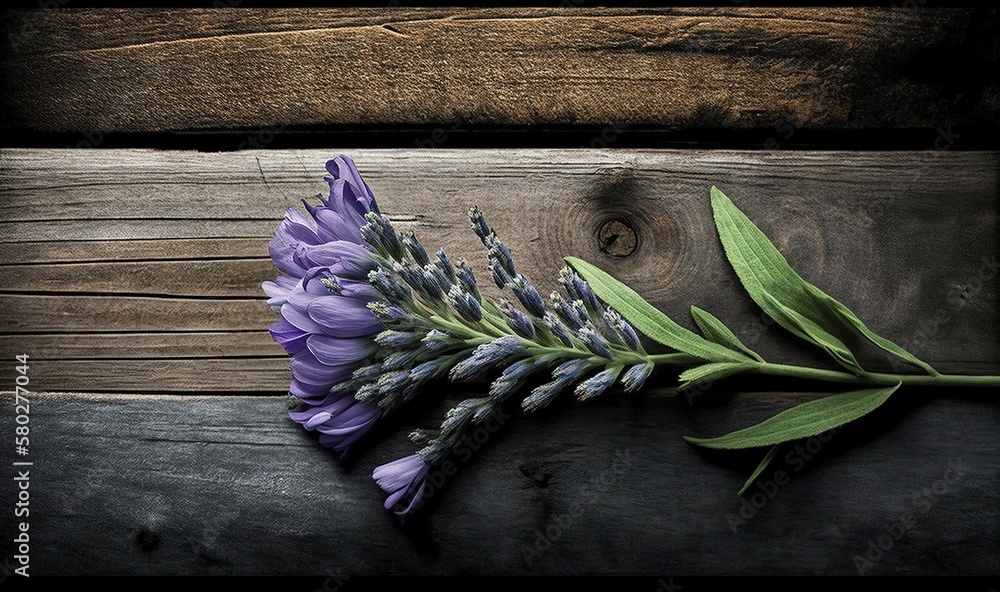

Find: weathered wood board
[3,8,997,132]
[0,148,996,575]
[0,390,995,575]
[1,149,997,393]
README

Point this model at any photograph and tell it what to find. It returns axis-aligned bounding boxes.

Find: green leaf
[738,445,781,496]
[683,382,900,449]
[803,283,939,376]
[710,186,935,375]
[690,306,765,362]
[565,256,748,363]
[762,293,866,375]
[679,361,761,390]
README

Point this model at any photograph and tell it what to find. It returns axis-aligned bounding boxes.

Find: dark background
[0,6,997,576]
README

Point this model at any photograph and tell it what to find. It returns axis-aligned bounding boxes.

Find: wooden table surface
[1,8,997,577]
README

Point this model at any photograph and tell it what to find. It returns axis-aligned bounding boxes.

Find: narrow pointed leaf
[683,382,900,449]
[763,293,866,375]
[738,445,781,496]
[679,361,761,389]
[711,186,934,375]
[710,186,816,343]
[565,256,747,363]
[803,283,938,376]
[690,306,765,362]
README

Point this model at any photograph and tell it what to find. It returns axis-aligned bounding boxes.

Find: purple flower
[264,155,387,456]
[268,317,309,355]
[268,208,323,278]
[276,267,382,405]
[287,338,374,402]
[289,391,381,458]
[280,268,381,339]
[262,274,299,311]
[372,454,430,515]
[268,155,379,278]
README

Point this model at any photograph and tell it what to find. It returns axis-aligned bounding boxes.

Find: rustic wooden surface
[0,148,997,575]
[0,390,996,576]
[3,8,998,132]
[2,149,997,393]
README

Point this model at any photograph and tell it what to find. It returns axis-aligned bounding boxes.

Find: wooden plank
[2,8,996,132]
[0,295,272,333]
[0,390,995,575]
[0,332,281,360]
[1,8,463,54]
[1,148,996,393]
[0,359,289,393]
[0,238,269,264]
[0,219,279,243]
[0,259,275,297]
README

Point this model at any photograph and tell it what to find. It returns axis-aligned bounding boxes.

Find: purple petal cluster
[372,454,430,515]
[266,156,658,517]
[263,155,384,457]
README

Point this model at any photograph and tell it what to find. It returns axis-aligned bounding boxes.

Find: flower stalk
[264,156,999,515]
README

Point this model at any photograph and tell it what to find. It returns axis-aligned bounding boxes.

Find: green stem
[750,362,1000,389]
[648,353,703,366]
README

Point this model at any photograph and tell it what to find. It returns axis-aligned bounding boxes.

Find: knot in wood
[598,219,638,257]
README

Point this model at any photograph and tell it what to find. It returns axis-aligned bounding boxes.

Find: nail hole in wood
[598,219,638,257]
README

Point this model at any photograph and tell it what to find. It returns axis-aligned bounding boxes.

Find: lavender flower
[499,300,536,339]
[264,155,385,456]
[621,362,654,393]
[575,366,623,401]
[372,454,430,515]
[289,391,380,458]
[456,260,481,301]
[521,359,590,412]
[449,335,526,381]
[265,155,680,517]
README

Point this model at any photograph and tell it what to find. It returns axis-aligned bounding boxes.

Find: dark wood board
[2,8,997,132]
[0,390,995,575]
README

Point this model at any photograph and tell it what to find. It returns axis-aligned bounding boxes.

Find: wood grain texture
[1,148,997,393]
[0,390,995,575]
[2,8,997,132]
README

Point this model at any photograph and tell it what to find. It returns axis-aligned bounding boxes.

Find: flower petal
[307,298,382,338]
[306,334,376,367]
[269,318,309,354]
[314,208,364,244]
[268,209,322,277]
